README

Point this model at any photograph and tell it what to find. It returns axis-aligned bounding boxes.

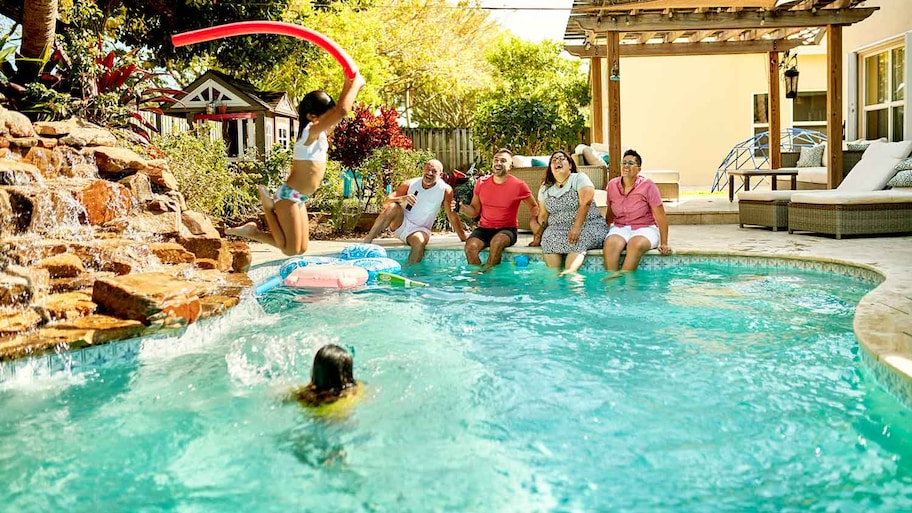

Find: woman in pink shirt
[602,149,672,272]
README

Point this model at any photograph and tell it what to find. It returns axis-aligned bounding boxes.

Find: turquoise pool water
[1,252,911,512]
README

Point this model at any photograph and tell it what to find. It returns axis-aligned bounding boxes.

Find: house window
[750,90,827,146]
[277,127,289,149]
[792,91,827,134]
[862,44,905,141]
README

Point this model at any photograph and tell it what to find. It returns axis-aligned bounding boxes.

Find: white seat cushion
[790,189,912,205]
[795,167,827,184]
[838,140,912,191]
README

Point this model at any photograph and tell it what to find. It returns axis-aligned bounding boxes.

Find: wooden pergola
[563,0,877,188]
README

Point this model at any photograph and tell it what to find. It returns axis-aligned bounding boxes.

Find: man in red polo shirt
[459,148,539,267]
[603,149,672,273]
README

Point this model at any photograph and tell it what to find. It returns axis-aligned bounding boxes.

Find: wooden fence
[404,128,478,172]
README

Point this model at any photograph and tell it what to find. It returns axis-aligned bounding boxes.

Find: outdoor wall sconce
[781,51,800,99]
[610,62,620,81]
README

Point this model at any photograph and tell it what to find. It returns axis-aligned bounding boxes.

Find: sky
[481,0,574,43]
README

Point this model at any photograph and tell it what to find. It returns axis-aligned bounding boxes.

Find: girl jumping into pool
[227,71,365,255]
[293,344,361,411]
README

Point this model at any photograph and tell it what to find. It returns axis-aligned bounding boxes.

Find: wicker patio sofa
[787,190,912,238]
[738,140,912,232]
[512,164,608,230]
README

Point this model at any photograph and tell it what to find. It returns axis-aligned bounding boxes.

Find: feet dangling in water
[528,236,541,248]
[225,222,259,240]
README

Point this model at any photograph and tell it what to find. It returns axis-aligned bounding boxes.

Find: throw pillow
[581,147,603,166]
[512,155,533,168]
[846,137,888,152]
[896,157,912,172]
[531,158,548,167]
[887,170,912,188]
[601,154,610,166]
[796,144,825,168]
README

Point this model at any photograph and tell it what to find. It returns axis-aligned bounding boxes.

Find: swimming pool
[1,251,910,512]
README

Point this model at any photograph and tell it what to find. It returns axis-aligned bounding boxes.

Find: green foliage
[20,82,77,120]
[113,0,303,82]
[355,146,433,212]
[237,144,294,192]
[473,37,589,159]
[153,126,258,224]
[309,159,345,213]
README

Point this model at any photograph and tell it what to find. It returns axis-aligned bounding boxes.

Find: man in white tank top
[363,159,467,264]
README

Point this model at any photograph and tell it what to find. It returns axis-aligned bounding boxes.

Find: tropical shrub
[329,102,413,169]
[153,127,258,224]
[356,146,434,212]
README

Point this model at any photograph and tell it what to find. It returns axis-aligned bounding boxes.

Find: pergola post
[591,56,604,144]
[606,31,621,181]
[768,51,781,169]
[827,24,844,188]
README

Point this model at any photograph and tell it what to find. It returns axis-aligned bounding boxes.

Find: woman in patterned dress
[537,151,609,275]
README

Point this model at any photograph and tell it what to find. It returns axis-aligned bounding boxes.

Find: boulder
[92,272,202,326]
[178,237,232,272]
[0,159,42,185]
[0,307,42,335]
[75,179,133,225]
[181,210,220,238]
[23,147,61,177]
[142,159,179,191]
[0,315,145,361]
[105,210,181,237]
[86,146,147,175]
[35,291,96,321]
[50,271,116,294]
[0,108,37,137]
[228,241,252,273]
[118,173,153,203]
[35,253,85,278]
[46,118,118,147]
[148,242,196,264]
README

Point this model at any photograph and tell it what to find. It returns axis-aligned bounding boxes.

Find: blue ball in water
[513,255,529,267]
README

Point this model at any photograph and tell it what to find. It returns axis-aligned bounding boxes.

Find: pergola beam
[565,38,803,58]
[572,8,876,32]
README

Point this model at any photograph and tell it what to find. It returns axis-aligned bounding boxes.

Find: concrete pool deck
[250,225,912,395]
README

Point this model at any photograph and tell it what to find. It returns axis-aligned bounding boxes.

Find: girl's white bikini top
[294,123,328,162]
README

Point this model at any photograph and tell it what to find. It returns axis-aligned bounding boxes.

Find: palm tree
[17,0,58,82]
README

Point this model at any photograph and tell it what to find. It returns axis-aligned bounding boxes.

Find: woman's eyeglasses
[621,160,639,167]
[551,155,568,162]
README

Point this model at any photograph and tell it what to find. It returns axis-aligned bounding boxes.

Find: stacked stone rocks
[0,108,253,361]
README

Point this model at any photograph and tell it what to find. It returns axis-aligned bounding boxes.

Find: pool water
[2,254,911,512]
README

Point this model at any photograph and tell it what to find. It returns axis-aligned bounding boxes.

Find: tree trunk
[18,0,58,82]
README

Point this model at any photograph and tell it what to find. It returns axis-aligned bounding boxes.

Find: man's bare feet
[225,222,259,239]
[257,185,274,211]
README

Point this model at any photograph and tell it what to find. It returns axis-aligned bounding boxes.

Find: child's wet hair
[311,344,355,392]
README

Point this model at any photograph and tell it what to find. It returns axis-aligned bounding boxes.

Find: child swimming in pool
[227,71,365,256]
[293,344,361,410]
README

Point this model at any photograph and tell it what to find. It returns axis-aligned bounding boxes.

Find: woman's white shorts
[606,224,659,249]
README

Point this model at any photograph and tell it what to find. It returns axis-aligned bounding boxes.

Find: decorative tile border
[0,250,889,391]
[859,348,912,410]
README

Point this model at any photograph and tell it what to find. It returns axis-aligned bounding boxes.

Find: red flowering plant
[329,103,420,228]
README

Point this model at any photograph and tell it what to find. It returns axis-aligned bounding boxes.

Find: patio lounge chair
[738,140,912,234]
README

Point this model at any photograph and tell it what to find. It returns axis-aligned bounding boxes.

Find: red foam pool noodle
[172,21,358,78]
